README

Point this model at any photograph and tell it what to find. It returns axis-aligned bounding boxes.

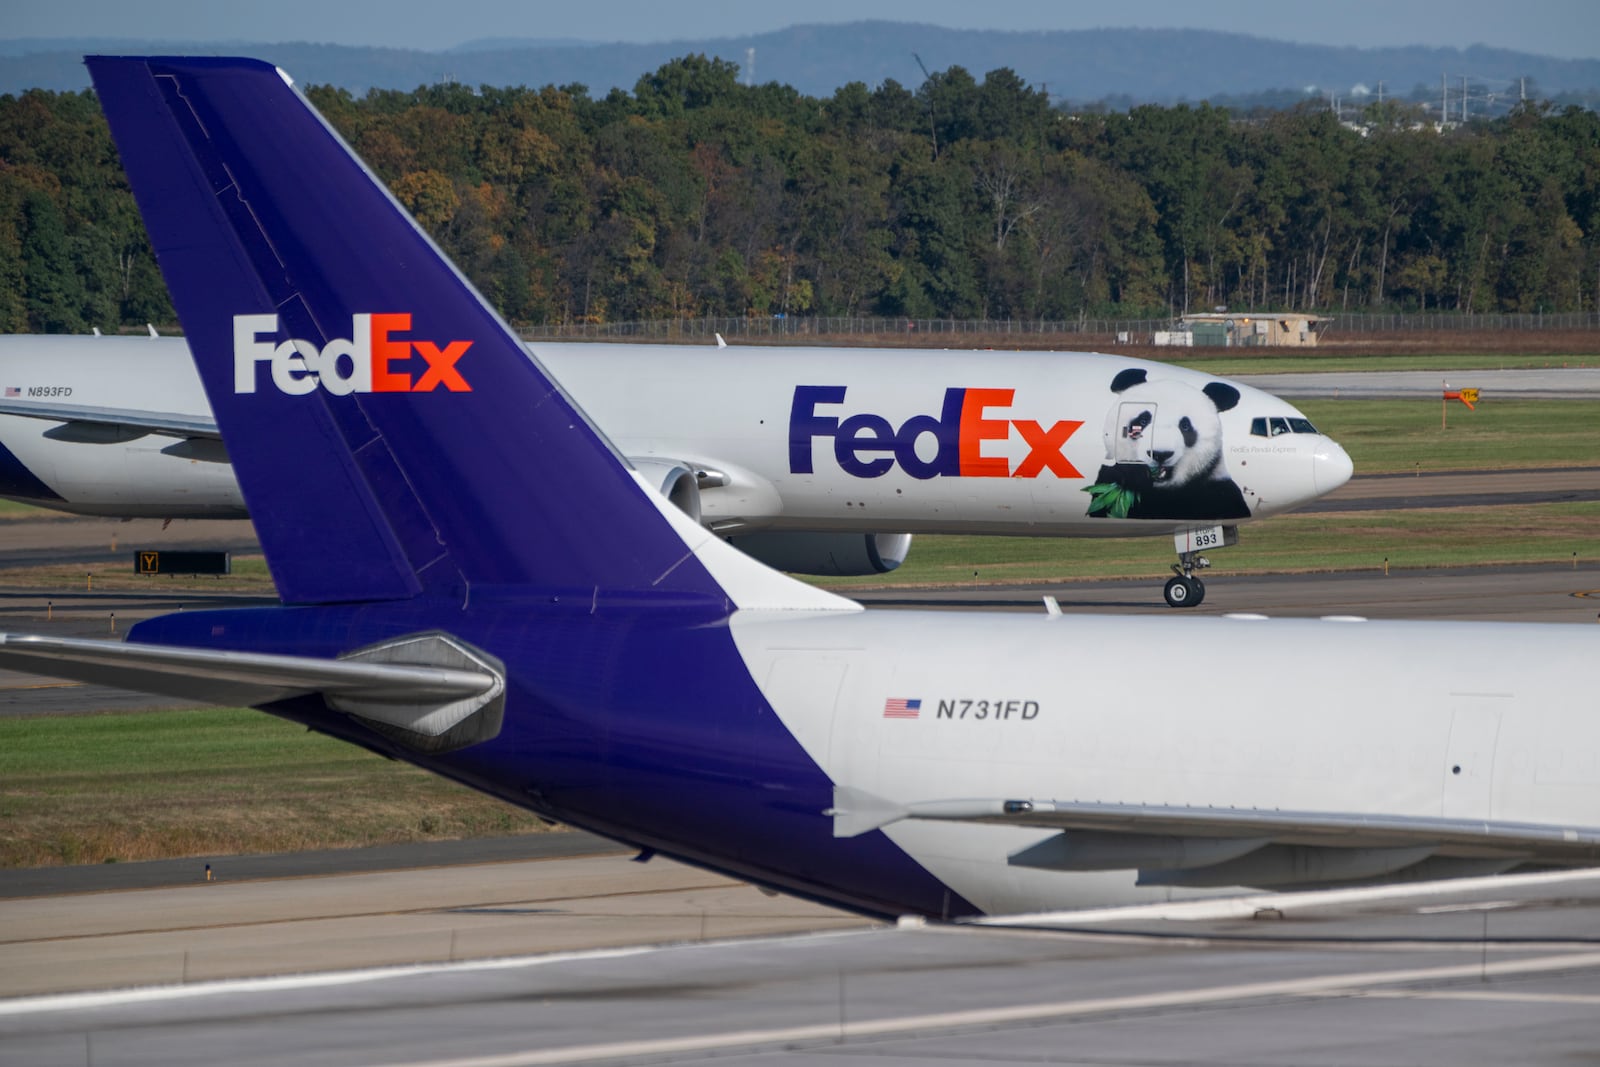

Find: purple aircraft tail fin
[88,56,732,606]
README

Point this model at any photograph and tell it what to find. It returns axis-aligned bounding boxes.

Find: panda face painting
[1084,368,1253,521]
[1112,390,1218,486]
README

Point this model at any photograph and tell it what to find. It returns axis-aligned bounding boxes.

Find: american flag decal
[883,697,921,719]
[3,387,18,397]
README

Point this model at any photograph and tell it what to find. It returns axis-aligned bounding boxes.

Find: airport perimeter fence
[519,311,1600,344]
[1326,311,1600,332]
[519,316,1169,343]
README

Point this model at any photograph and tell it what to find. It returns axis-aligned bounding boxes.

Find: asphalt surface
[5,871,1600,1065]
[850,562,1600,624]
[0,832,624,900]
[0,852,872,1000]
[0,516,258,571]
[1306,465,1600,511]
[1235,365,1600,399]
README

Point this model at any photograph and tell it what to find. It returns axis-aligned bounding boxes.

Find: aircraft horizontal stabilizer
[825,785,909,838]
[0,632,504,752]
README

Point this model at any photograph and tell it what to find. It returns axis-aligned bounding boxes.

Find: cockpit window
[1250,416,1320,437]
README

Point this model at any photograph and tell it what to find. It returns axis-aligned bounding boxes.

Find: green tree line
[2,55,1597,333]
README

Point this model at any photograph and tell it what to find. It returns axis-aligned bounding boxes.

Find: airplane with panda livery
[0,336,1349,612]
[1,55,1594,921]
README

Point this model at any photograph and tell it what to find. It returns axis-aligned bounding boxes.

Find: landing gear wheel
[1167,549,1211,608]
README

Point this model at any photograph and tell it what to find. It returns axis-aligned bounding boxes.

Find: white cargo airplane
[3,56,1595,922]
[0,331,1349,606]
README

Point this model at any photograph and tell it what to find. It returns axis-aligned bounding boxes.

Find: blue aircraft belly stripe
[131,603,977,919]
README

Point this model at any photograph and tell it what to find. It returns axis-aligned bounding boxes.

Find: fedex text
[789,386,1083,480]
[234,314,472,395]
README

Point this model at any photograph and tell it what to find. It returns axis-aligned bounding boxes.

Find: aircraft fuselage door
[1114,402,1153,464]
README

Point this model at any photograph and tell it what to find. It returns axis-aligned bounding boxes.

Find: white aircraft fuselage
[0,334,1349,538]
[735,607,1599,913]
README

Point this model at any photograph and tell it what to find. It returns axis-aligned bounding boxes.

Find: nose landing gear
[1162,526,1236,609]
[1163,551,1211,608]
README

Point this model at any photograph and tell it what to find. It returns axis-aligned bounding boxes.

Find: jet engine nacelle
[630,457,701,524]
[724,531,913,577]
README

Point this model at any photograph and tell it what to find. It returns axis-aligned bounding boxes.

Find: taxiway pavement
[5,871,1600,1065]
[1235,364,1600,399]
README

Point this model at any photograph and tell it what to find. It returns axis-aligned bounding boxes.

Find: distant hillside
[3,23,1598,105]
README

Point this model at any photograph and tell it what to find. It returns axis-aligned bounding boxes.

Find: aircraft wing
[0,633,504,749]
[0,399,221,440]
[829,788,1600,882]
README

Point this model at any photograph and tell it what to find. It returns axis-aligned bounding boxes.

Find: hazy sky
[8,0,1598,60]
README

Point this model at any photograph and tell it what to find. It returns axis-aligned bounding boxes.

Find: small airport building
[1154,312,1331,347]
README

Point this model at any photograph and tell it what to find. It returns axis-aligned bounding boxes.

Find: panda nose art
[1149,450,1173,466]
[1312,438,1354,495]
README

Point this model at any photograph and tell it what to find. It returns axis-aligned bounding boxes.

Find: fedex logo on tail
[790,386,1083,479]
[233,314,472,395]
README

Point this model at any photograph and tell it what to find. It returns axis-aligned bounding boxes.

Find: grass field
[0,498,55,519]
[1297,398,1600,474]
[0,707,550,868]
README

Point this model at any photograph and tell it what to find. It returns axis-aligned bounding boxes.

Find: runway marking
[1416,900,1519,914]
[1334,990,1600,1006]
[6,932,1599,1067]
[0,681,81,691]
[361,947,1600,1066]
[0,928,873,1016]
[0,879,741,946]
